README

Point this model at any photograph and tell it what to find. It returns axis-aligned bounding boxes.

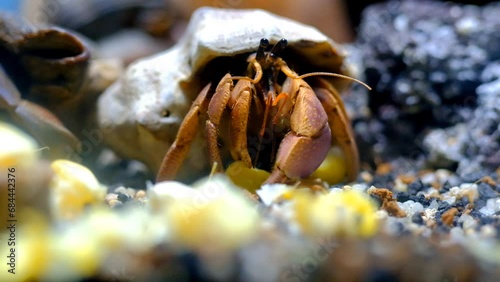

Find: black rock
[116,192,131,203]
[396,192,411,202]
[479,216,497,225]
[460,172,485,183]
[407,180,427,194]
[478,182,498,200]
[452,197,470,209]
[409,194,431,207]
[438,201,451,212]
[366,269,399,282]
[411,212,424,225]
[474,199,487,210]
[371,174,395,188]
[441,181,453,192]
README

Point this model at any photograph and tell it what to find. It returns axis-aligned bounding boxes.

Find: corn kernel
[0,210,50,282]
[155,176,260,252]
[0,122,38,168]
[49,160,106,219]
[309,147,347,185]
[226,161,270,193]
[294,189,379,238]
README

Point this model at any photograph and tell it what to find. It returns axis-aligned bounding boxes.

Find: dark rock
[441,181,453,192]
[452,197,470,209]
[407,179,426,194]
[438,201,450,212]
[116,192,131,203]
[409,194,431,207]
[478,182,498,200]
[478,216,498,226]
[395,192,410,202]
[468,210,483,219]
[366,269,399,282]
[460,172,485,183]
[474,199,487,210]
[411,212,424,224]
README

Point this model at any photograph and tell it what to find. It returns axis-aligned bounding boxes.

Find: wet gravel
[348,0,500,178]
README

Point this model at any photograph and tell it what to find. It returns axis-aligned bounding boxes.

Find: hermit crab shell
[97,7,353,180]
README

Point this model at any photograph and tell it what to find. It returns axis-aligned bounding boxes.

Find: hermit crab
[98,7,369,184]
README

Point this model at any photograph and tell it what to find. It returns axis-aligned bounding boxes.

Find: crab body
[98,7,360,183]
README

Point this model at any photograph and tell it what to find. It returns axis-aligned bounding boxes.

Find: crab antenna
[298,72,372,90]
[280,64,372,90]
[270,38,288,58]
[256,38,269,61]
[231,60,263,84]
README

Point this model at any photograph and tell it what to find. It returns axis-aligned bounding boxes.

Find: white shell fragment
[97,7,350,179]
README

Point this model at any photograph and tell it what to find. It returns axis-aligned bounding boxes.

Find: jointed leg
[313,78,359,182]
[228,79,253,167]
[265,80,331,184]
[156,83,211,182]
[206,74,233,173]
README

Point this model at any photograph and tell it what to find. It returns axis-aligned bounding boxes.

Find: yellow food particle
[49,160,106,219]
[0,210,50,282]
[0,122,38,168]
[294,189,379,238]
[226,161,270,193]
[162,176,260,252]
[53,231,103,278]
[0,123,42,240]
[309,148,347,185]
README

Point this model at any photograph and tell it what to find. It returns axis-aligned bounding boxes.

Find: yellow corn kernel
[52,230,103,278]
[309,147,347,185]
[294,189,379,238]
[0,210,50,282]
[0,122,38,168]
[160,176,260,252]
[226,161,270,193]
[49,160,106,219]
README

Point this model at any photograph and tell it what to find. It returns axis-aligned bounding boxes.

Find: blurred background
[1,0,494,41]
[1,0,499,180]
[0,0,492,64]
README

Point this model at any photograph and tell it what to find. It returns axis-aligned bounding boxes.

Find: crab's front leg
[265,78,331,184]
[156,83,211,182]
[228,79,253,167]
[205,74,233,173]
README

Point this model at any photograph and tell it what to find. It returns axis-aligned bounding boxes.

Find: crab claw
[265,79,331,183]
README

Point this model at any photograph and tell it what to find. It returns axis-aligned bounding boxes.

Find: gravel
[349,0,500,177]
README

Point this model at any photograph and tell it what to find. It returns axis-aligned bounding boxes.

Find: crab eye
[161,109,170,117]
[257,38,269,60]
[259,38,269,47]
[270,38,288,58]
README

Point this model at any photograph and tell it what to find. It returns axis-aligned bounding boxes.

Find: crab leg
[265,78,332,184]
[156,83,211,182]
[228,79,253,167]
[205,74,233,173]
[313,77,359,182]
